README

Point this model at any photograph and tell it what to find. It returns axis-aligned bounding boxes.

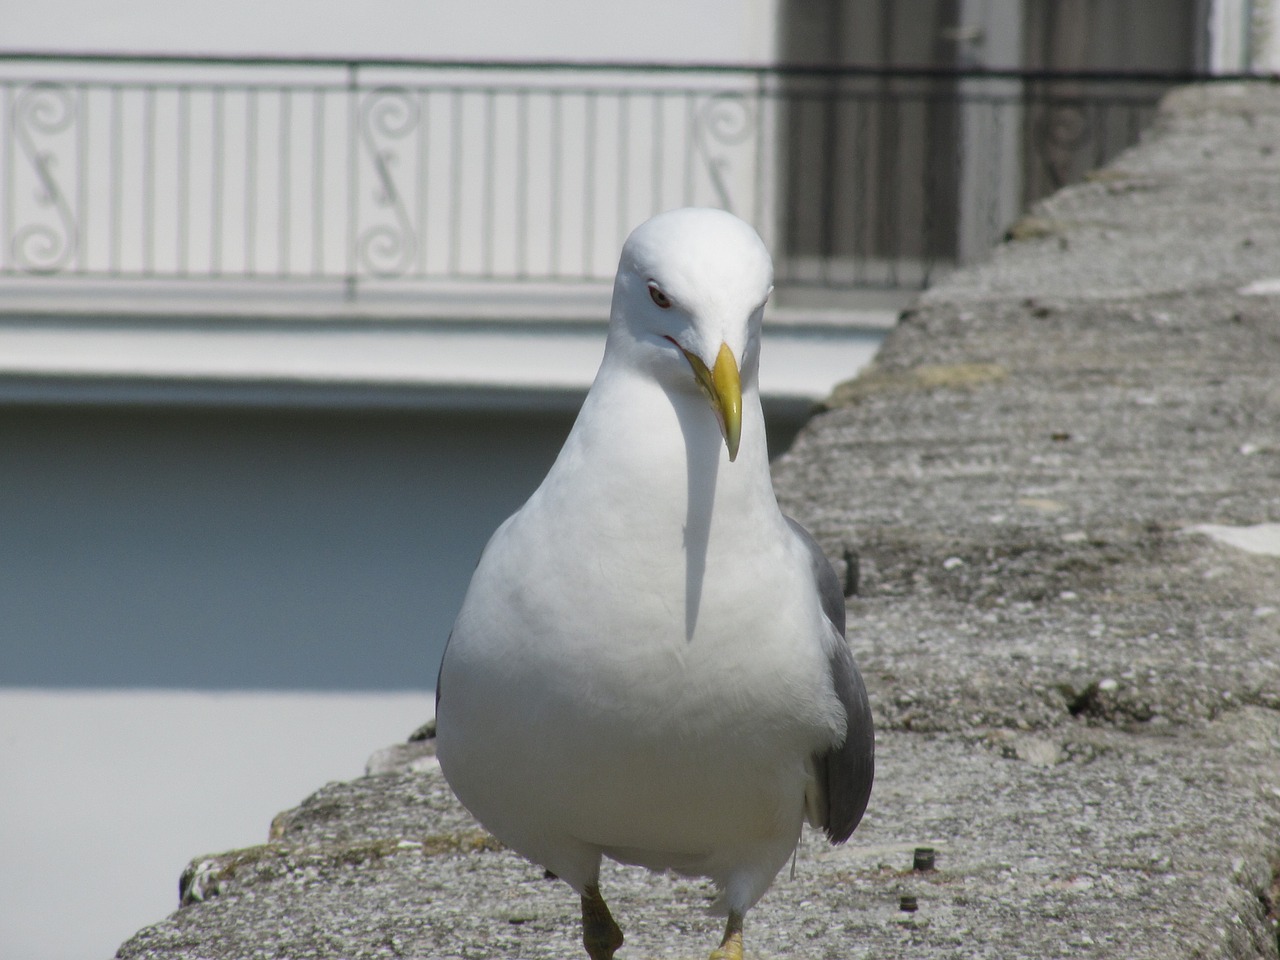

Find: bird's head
[608,208,774,462]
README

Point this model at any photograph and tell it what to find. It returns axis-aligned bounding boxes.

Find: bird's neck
[527,358,787,640]
[539,358,780,533]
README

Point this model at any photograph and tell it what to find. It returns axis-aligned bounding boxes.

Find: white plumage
[436,208,873,960]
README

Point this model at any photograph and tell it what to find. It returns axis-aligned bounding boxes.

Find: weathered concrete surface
[118,83,1280,959]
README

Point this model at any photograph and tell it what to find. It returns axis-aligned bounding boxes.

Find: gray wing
[435,633,448,712]
[436,536,496,714]
[785,516,875,845]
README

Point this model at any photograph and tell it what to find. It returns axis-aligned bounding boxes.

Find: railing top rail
[0,50,1274,83]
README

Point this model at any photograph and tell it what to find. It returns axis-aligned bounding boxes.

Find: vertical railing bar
[650,92,663,215]
[917,84,935,288]
[1097,98,1111,171]
[244,86,258,278]
[751,75,764,233]
[853,92,869,285]
[210,85,224,277]
[885,92,901,287]
[774,84,792,287]
[998,89,1012,263]
[416,87,429,278]
[311,85,324,278]
[1095,94,1105,168]
[871,83,889,287]
[482,88,495,277]
[983,96,1003,268]
[582,89,596,279]
[142,85,156,276]
[912,83,929,289]
[616,90,629,247]
[345,63,358,300]
[278,86,291,278]
[682,90,695,206]
[448,87,463,277]
[176,85,189,276]
[514,88,528,279]
[780,91,802,285]
[76,83,88,273]
[548,89,562,278]
[1092,98,1107,170]
[769,85,785,286]
[109,84,123,276]
[939,79,957,286]
[2,83,12,274]
[817,80,836,289]
[793,87,811,285]
[1085,94,1095,175]
[1023,76,1039,202]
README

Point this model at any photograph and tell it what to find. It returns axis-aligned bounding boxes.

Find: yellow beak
[680,341,743,462]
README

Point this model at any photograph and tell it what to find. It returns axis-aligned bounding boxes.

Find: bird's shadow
[669,393,721,641]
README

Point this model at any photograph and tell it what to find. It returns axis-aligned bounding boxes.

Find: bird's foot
[708,910,744,960]
[581,884,624,960]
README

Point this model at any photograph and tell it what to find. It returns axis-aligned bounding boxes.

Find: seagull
[435,207,874,960]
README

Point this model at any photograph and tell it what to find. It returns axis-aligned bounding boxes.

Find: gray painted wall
[0,406,573,689]
[0,404,807,690]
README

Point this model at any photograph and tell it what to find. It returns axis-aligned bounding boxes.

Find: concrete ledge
[116,82,1280,959]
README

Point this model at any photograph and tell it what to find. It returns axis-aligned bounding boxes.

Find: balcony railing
[0,54,1203,299]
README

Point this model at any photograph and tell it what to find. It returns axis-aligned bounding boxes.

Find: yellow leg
[709,910,744,960]
[581,883,624,960]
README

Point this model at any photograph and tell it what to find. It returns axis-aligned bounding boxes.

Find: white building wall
[3,0,783,64]
[1208,0,1280,71]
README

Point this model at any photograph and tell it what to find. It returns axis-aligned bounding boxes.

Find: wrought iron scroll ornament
[355,85,419,278]
[12,82,79,274]
[693,90,756,216]
[0,57,1173,294]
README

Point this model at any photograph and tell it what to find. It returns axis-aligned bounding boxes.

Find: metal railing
[0,54,1202,299]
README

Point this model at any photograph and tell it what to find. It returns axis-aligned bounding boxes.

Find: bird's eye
[648,283,673,309]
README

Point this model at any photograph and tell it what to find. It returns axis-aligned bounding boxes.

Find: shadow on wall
[0,406,574,690]
[0,404,810,690]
